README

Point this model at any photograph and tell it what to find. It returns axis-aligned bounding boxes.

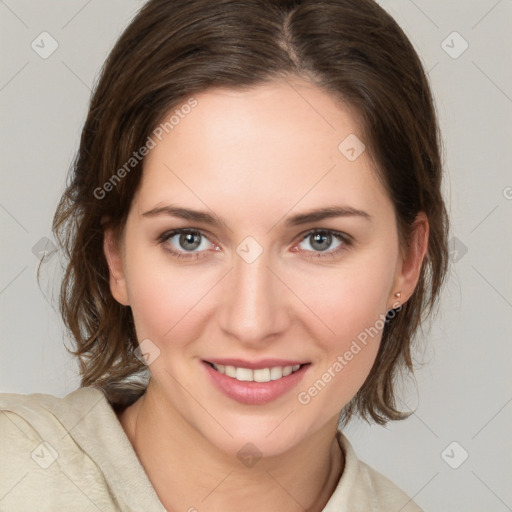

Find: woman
[0,0,449,510]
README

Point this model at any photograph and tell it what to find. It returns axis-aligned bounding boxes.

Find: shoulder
[357,460,423,512]
[0,386,104,445]
[0,386,164,512]
[327,431,423,512]
[0,385,104,412]
[0,387,121,511]
[0,386,107,453]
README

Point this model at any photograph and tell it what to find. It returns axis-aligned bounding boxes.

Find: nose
[218,248,291,346]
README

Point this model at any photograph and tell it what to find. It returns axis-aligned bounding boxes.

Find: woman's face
[105,78,425,457]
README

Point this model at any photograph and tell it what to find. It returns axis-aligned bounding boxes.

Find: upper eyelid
[160,227,349,250]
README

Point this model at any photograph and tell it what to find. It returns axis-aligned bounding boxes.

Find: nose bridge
[219,247,288,343]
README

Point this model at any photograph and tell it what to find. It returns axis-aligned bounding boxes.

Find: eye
[158,228,352,261]
[158,229,217,260]
[295,229,351,258]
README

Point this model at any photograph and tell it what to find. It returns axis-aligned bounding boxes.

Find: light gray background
[1,1,511,510]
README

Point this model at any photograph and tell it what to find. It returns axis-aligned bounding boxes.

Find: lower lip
[202,361,310,405]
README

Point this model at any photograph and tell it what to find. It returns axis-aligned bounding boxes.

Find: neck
[118,384,344,512]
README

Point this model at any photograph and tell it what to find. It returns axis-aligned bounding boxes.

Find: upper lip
[204,358,309,370]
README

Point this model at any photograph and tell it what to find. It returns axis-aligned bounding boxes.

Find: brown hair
[52,0,449,424]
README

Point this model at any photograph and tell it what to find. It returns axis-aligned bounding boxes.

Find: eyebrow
[142,204,372,227]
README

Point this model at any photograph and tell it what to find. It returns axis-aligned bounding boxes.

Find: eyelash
[157,228,352,261]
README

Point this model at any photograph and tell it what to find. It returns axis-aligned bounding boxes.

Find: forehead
[152,79,362,172]
[134,79,392,227]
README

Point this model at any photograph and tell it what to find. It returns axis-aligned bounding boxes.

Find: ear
[103,225,130,306]
[388,212,429,309]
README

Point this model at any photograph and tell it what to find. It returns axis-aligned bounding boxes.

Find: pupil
[312,232,331,251]
[180,232,200,251]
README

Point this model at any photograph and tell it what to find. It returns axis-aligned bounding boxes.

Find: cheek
[287,252,395,351]
[123,244,216,348]
[295,278,386,420]
[322,276,389,352]
[288,253,395,411]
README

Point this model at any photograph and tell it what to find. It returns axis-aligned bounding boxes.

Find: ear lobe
[389,212,429,307]
[103,226,130,306]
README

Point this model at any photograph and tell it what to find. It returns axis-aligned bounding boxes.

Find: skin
[104,77,429,512]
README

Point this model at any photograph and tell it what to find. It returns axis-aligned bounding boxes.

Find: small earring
[394,292,401,298]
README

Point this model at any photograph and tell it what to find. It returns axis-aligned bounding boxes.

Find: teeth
[225,365,236,378]
[236,367,253,381]
[253,368,271,382]
[282,366,293,377]
[270,367,283,380]
[211,363,303,382]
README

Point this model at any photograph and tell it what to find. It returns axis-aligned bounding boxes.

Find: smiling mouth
[205,361,308,383]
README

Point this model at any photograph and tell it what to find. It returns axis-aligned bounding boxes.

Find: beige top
[0,387,422,511]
